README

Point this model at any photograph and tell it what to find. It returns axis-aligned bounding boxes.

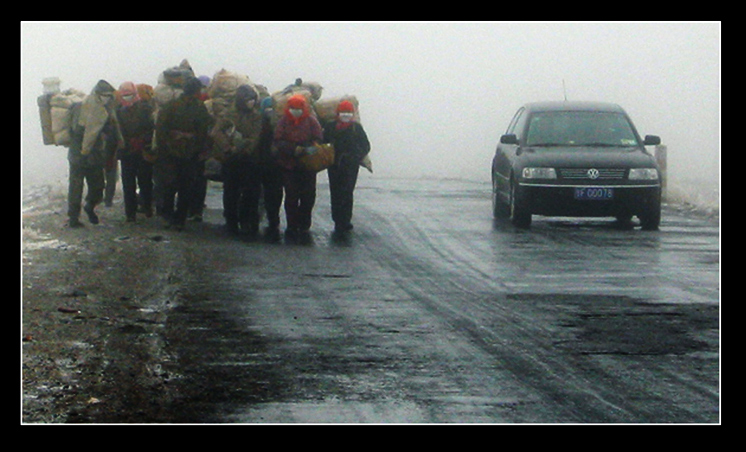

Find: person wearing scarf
[155,77,213,230]
[322,100,370,233]
[66,79,124,227]
[116,81,155,222]
[272,94,323,241]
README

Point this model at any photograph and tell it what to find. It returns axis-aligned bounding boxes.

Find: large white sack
[49,89,86,146]
[208,69,251,100]
[49,88,86,108]
[314,95,361,123]
[153,83,183,107]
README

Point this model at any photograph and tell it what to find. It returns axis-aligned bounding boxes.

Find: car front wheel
[492,176,507,218]
[510,179,532,228]
[639,205,661,231]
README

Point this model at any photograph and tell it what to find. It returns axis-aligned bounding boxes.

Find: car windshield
[525,111,639,147]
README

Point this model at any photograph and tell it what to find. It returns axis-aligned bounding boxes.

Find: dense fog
[21,22,720,205]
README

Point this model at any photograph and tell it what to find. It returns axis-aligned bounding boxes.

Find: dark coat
[116,100,154,159]
[322,121,370,168]
[156,94,213,159]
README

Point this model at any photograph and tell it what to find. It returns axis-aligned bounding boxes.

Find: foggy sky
[21,21,720,188]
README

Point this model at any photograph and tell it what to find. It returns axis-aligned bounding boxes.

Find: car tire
[639,206,661,231]
[510,179,532,228]
[492,176,508,218]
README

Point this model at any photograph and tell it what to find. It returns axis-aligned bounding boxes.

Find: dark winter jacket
[322,121,370,168]
[210,109,264,163]
[116,101,154,159]
[156,93,213,159]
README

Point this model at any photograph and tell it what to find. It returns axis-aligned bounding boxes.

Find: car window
[525,111,639,147]
[506,107,526,136]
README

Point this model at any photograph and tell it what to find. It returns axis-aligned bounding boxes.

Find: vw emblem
[587,168,600,180]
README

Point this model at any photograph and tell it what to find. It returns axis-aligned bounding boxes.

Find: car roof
[523,101,626,114]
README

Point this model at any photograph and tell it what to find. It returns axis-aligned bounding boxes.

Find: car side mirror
[500,134,519,145]
[643,135,661,146]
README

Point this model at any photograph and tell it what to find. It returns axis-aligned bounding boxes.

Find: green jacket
[210,108,265,164]
[156,94,213,159]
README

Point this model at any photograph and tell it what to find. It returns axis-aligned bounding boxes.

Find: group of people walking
[65,75,370,243]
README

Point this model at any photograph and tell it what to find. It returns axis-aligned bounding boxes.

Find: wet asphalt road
[158,177,719,423]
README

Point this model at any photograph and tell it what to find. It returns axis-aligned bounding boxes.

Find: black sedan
[491,101,662,229]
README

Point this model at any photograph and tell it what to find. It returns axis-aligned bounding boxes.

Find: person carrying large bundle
[311,93,373,173]
[209,84,268,237]
[155,77,213,231]
[322,99,370,233]
[151,59,196,217]
[272,93,323,241]
[66,80,124,227]
[115,81,155,222]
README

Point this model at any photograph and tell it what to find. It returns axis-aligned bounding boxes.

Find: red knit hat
[337,100,355,113]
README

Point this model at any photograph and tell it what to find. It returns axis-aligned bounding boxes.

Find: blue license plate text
[574,187,614,200]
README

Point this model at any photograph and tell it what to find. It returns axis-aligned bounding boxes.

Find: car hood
[518,146,657,168]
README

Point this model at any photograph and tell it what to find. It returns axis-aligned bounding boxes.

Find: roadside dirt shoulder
[21,184,185,423]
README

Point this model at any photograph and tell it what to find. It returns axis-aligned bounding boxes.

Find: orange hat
[284,94,309,124]
[136,84,154,102]
[286,94,308,110]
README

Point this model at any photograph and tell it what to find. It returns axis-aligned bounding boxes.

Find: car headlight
[628,168,659,180]
[521,167,557,179]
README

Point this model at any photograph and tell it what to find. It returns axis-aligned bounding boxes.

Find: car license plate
[574,187,614,200]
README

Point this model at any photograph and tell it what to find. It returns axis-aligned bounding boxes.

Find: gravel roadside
[21,183,187,423]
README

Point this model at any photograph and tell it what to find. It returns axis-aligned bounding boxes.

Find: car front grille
[558,168,626,180]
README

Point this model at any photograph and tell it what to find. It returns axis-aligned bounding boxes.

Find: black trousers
[67,161,105,221]
[328,162,360,230]
[120,154,153,219]
[157,155,200,226]
[189,159,207,219]
[260,163,284,230]
[222,154,256,230]
[282,168,317,232]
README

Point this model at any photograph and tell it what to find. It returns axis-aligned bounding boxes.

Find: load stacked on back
[153,59,195,107]
[151,59,197,155]
[37,77,87,147]
[311,90,370,172]
[314,95,361,124]
[204,68,252,121]
[271,78,323,121]
[49,89,87,146]
[272,78,371,172]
